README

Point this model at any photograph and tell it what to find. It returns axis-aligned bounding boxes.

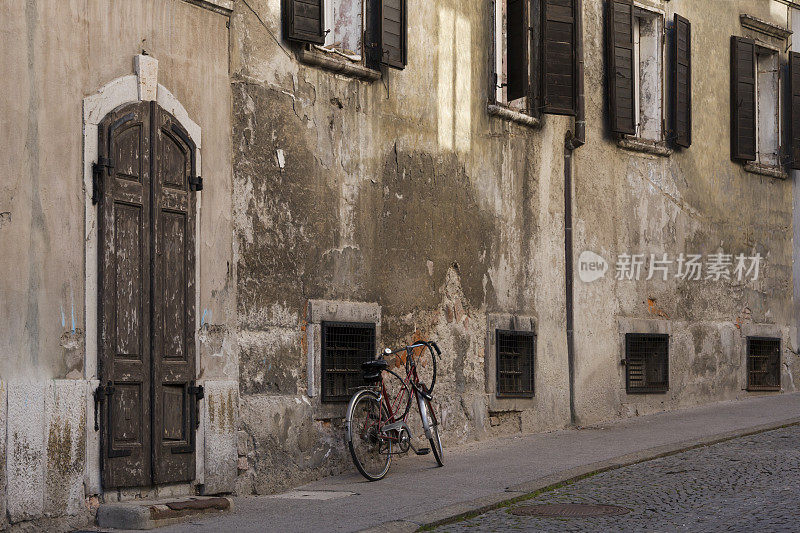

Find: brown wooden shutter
[541,0,577,115]
[98,101,153,489]
[673,14,691,148]
[282,0,325,44]
[381,0,407,69]
[151,104,198,484]
[607,0,635,135]
[507,0,528,101]
[790,52,800,169]
[731,36,756,161]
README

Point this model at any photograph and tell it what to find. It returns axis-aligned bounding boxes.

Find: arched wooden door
[96,100,199,489]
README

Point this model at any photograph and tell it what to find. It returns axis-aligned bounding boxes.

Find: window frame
[320,320,377,403]
[630,5,666,143]
[495,329,536,399]
[753,45,782,168]
[488,0,540,120]
[624,332,669,394]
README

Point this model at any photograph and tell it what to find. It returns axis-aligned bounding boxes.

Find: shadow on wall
[438,6,472,152]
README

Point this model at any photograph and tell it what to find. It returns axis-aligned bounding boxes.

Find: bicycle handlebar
[379,340,439,396]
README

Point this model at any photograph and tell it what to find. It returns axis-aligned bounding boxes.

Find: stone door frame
[82,55,204,494]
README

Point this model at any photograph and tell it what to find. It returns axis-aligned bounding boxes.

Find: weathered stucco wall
[0,0,236,528]
[230,0,800,494]
[572,0,800,424]
[230,0,571,493]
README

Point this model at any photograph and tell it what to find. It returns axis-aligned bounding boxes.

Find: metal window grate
[496,330,535,398]
[625,333,669,394]
[321,322,376,402]
[747,337,781,391]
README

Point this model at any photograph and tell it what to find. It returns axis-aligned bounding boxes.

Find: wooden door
[151,104,197,483]
[97,101,197,489]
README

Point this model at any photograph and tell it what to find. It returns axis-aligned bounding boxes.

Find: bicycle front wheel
[346,390,392,481]
[425,398,443,466]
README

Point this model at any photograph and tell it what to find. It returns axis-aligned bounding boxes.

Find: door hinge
[190,383,205,401]
[93,383,114,431]
[189,175,203,192]
[92,156,114,205]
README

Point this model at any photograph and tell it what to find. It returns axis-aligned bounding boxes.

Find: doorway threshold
[97,496,233,530]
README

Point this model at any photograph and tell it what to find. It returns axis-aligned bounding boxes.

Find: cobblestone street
[438,426,800,533]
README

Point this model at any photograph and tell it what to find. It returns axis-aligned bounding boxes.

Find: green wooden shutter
[607,0,635,135]
[731,36,756,161]
[789,52,800,169]
[673,14,691,148]
[542,0,577,115]
[282,0,325,45]
[381,0,407,69]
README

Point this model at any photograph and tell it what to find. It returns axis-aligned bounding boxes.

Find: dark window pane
[496,330,535,397]
[322,322,376,402]
[747,337,781,391]
[625,333,669,393]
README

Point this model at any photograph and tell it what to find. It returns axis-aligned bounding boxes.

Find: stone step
[97,496,233,530]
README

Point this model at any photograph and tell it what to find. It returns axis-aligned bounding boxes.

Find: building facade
[1,0,799,529]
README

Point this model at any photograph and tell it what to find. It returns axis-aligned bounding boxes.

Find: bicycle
[344,340,444,481]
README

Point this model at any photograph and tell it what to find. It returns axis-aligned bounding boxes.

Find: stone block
[43,380,87,517]
[7,381,45,522]
[201,381,239,495]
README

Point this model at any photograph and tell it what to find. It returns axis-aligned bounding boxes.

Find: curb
[358,417,800,532]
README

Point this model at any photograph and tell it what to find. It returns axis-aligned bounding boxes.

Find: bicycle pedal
[415,447,430,455]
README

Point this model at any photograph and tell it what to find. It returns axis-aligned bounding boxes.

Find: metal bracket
[92,157,114,205]
[189,175,203,192]
[172,382,204,454]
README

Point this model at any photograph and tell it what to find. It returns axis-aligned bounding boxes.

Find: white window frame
[322,0,367,61]
[754,44,781,167]
[631,5,665,142]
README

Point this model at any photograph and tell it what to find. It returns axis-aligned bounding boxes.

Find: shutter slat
[731,36,757,161]
[541,0,578,116]
[380,0,407,69]
[673,14,692,148]
[790,52,800,169]
[608,0,635,134]
[282,0,324,44]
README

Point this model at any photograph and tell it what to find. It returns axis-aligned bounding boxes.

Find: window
[746,337,781,391]
[490,0,578,118]
[282,0,407,71]
[625,333,668,393]
[495,330,535,397]
[324,0,364,59]
[632,8,664,141]
[731,37,782,168]
[755,48,780,166]
[608,2,693,150]
[321,322,376,402]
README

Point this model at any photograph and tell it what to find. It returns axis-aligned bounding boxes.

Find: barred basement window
[322,322,376,402]
[625,333,669,393]
[747,337,781,391]
[496,330,535,398]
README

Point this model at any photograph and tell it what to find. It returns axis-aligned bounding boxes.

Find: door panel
[152,103,197,484]
[98,102,152,489]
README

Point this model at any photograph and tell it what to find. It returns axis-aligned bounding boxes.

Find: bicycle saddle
[361,359,388,382]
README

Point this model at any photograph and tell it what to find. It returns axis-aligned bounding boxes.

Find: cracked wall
[230,0,571,493]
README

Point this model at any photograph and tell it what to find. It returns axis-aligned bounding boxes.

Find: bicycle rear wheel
[346,390,392,481]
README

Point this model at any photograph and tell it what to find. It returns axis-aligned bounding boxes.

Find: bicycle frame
[371,344,437,451]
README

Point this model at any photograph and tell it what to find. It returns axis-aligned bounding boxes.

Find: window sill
[617,137,673,157]
[296,46,381,82]
[487,104,541,129]
[743,162,788,180]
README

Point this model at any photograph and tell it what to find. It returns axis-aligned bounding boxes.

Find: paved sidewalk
[143,394,800,533]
